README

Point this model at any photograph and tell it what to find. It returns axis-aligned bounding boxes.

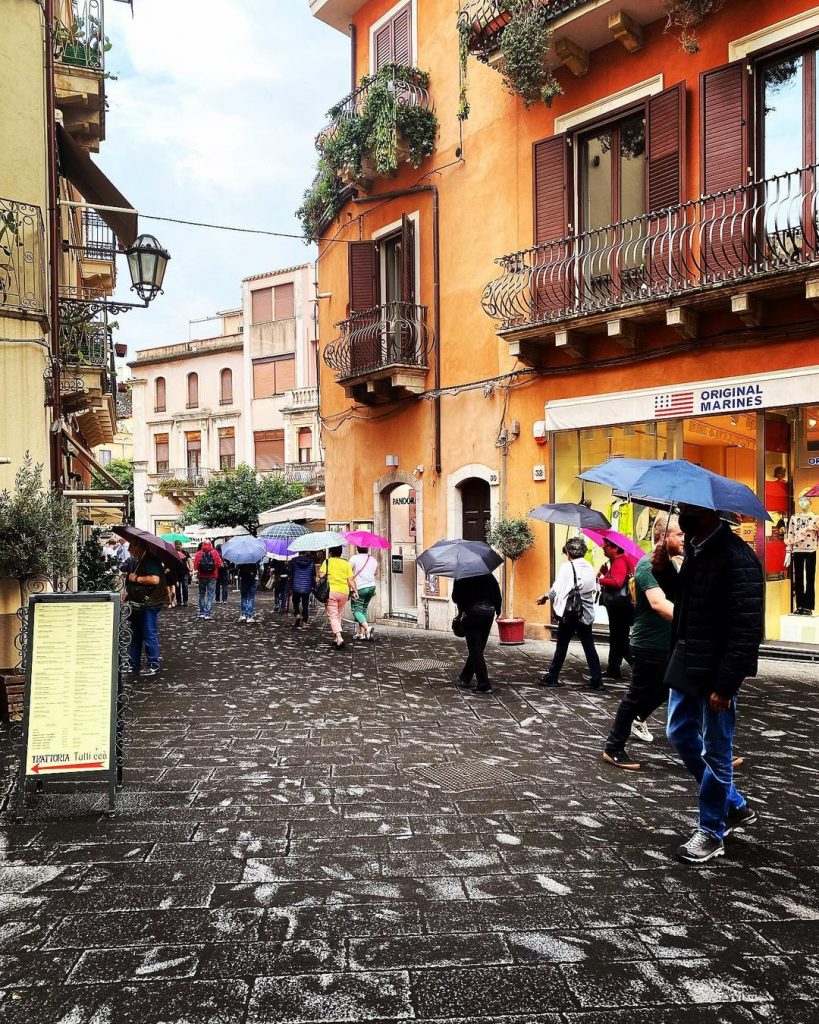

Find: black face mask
[678,513,701,536]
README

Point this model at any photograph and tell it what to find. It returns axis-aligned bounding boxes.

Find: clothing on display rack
[787,503,819,614]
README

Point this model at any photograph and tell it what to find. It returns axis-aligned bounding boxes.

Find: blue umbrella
[221,536,267,564]
[579,458,771,521]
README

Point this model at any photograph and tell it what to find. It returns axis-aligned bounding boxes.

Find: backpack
[199,549,215,574]
[562,562,585,624]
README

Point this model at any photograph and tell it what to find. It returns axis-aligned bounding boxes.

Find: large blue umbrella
[417,540,503,580]
[579,458,771,521]
[221,536,267,564]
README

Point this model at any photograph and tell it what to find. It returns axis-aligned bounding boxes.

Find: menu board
[21,595,118,781]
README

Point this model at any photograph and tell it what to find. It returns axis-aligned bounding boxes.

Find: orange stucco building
[310,0,819,649]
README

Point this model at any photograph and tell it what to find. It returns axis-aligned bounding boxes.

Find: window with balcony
[255,430,284,471]
[186,372,198,409]
[186,431,201,470]
[155,433,169,474]
[251,287,273,324]
[298,427,313,464]
[219,427,236,470]
[252,355,295,397]
[373,2,412,70]
[274,282,295,319]
[154,376,166,413]
[220,367,233,405]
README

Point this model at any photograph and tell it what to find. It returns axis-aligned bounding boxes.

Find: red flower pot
[497,617,525,645]
[114,342,128,357]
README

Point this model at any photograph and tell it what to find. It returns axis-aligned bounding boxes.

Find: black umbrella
[529,502,611,530]
[417,540,503,580]
[112,525,185,569]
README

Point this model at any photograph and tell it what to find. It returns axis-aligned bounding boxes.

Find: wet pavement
[1,589,818,1023]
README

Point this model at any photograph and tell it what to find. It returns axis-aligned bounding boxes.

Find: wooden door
[461,478,491,542]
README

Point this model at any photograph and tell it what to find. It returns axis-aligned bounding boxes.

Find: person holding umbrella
[125,538,169,676]
[317,545,359,648]
[221,536,268,623]
[194,541,223,621]
[537,536,603,689]
[174,540,192,607]
[289,549,317,629]
[597,537,635,680]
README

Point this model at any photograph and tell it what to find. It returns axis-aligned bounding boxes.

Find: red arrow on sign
[32,761,104,774]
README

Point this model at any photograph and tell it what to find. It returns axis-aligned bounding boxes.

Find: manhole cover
[412,759,521,792]
[392,659,453,674]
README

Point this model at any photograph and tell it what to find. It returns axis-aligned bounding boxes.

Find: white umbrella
[288,530,347,553]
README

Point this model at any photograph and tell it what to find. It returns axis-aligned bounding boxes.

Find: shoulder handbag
[452,612,466,637]
[314,568,331,605]
[562,563,584,623]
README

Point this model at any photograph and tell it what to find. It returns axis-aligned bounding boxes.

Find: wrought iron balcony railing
[317,73,433,149]
[54,0,107,72]
[59,302,109,367]
[158,468,211,489]
[324,302,432,380]
[459,0,591,51]
[482,164,819,332]
[81,208,116,261]
[0,197,46,318]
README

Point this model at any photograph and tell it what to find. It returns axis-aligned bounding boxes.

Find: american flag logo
[654,390,695,418]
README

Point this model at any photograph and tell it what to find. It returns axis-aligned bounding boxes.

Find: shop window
[155,433,169,474]
[220,368,233,405]
[186,372,198,409]
[219,427,235,471]
[154,376,166,413]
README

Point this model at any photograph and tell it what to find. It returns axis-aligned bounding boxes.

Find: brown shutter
[401,214,415,305]
[251,287,273,324]
[349,241,379,311]
[253,359,276,398]
[274,355,295,393]
[274,282,295,319]
[154,433,169,469]
[374,22,392,69]
[187,373,198,407]
[392,6,411,65]
[533,134,570,244]
[254,430,285,471]
[701,60,748,194]
[185,431,201,453]
[647,83,685,212]
[154,376,166,411]
[220,368,232,403]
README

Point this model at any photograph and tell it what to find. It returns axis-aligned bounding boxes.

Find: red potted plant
[487,516,536,644]
[114,342,127,358]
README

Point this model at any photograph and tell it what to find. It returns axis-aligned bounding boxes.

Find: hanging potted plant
[486,516,536,644]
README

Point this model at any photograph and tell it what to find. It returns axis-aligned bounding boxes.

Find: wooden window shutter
[647,83,686,212]
[348,241,379,311]
[154,376,166,411]
[253,359,276,398]
[220,368,233,403]
[374,22,392,69]
[298,427,312,445]
[218,428,235,457]
[187,372,198,407]
[251,287,273,324]
[275,356,296,393]
[392,6,411,65]
[254,430,285,471]
[701,60,748,194]
[154,433,169,467]
[274,282,295,319]
[533,134,570,244]
[401,214,415,305]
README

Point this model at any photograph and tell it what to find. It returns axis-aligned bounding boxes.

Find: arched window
[154,376,166,413]
[186,371,199,409]
[298,427,313,463]
[220,368,233,405]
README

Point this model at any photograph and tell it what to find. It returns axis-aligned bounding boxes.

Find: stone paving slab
[1,591,818,1023]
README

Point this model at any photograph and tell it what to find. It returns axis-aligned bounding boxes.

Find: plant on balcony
[486,516,535,638]
[457,14,472,121]
[53,11,111,70]
[297,63,438,241]
[60,301,118,366]
[177,464,304,537]
[662,0,725,53]
[496,0,562,109]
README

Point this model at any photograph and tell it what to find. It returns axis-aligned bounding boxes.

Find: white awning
[545,365,819,432]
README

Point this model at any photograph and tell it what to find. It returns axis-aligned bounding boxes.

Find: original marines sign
[544,368,819,432]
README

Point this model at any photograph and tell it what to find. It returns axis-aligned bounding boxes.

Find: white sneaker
[246,616,258,624]
[238,615,247,623]
[630,719,654,743]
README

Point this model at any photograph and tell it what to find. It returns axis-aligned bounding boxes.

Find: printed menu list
[25,600,115,777]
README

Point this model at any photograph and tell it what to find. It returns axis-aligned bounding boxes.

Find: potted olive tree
[486,516,536,644]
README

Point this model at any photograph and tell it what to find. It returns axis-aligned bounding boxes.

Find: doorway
[388,483,417,619]
[460,477,491,542]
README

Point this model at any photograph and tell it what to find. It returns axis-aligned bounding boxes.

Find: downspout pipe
[45,0,63,490]
[353,184,442,474]
[349,23,357,92]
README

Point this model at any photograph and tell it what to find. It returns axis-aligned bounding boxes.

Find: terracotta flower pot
[114,342,127,357]
[497,617,525,645]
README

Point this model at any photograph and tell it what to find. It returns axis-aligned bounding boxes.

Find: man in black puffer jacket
[667,505,764,865]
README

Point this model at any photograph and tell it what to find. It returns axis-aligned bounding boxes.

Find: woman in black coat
[452,572,503,694]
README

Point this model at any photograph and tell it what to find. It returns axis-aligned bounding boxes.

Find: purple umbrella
[263,537,290,557]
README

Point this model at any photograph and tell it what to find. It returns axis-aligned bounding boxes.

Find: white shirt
[547,558,598,625]
[350,553,378,589]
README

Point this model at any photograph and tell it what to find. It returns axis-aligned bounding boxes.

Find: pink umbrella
[342,530,390,549]
[582,528,644,567]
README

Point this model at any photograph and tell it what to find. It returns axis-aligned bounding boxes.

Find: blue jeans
[129,605,161,671]
[240,578,258,617]
[198,578,216,616]
[667,689,746,841]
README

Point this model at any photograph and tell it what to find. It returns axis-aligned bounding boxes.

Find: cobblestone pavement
[2,590,818,1023]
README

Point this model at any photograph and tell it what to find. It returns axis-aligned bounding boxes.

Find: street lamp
[144,486,154,504]
[126,234,171,304]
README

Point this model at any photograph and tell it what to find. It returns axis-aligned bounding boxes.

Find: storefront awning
[57,125,138,245]
[545,366,819,432]
[259,492,326,526]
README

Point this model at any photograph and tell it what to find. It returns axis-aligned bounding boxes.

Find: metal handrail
[316,73,433,149]
[324,301,432,379]
[458,0,590,49]
[81,209,116,261]
[59,301,108,367]
[54,0,106,72]
[0,197,46,317]
[482,163,819,331]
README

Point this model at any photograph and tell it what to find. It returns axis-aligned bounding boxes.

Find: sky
[99,0,350,358]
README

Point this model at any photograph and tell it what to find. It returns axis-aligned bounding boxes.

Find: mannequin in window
[786,495,819,615]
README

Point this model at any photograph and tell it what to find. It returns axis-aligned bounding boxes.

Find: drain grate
[412,758,521,791]
[392,659,454,674]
